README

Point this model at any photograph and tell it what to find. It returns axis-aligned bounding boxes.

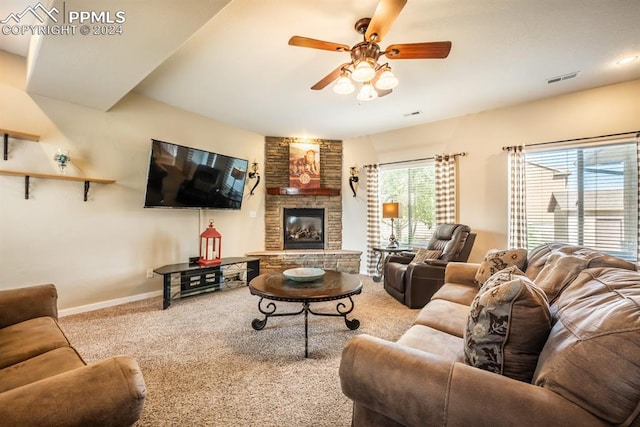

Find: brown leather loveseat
[341,243,640,426]
[0,284,146,426]
[384,223,475,308]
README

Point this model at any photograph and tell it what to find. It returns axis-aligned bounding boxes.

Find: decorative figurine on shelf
[54,149,71,174]
[199,219,222,266]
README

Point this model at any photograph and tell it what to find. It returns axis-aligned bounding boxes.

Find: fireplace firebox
[283,208,325,250]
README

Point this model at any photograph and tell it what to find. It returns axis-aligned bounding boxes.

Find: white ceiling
[2,0,639,140]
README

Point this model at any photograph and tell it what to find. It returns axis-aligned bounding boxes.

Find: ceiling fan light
[375,70,399,90]
[351,60,376,82]
[357,83,378,102]
[333,76,355,94]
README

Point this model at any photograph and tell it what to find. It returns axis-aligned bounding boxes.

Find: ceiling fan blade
[288,36,350,52]
[385,41,452,59]
[365,0,407,42]
[311,63,351,90]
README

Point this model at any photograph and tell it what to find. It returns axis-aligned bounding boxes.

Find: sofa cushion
[474,248,528,286]
[0,346,85,393]
[523,242,566,281]
[413,299,470,338]
[431,282,478,306]
[464,266,551,382]
[398,324,465,362]
[532,245,637,304]
[532,267,640,425]
[411,249,442,264]
[0,317,71,369]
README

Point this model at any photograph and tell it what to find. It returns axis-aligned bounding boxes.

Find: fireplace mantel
[267,187,341,196]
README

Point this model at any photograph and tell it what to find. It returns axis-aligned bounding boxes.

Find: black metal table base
[251,296,360,358]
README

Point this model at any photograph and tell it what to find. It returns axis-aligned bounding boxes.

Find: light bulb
[351,60,376,82]
[357,83,378,102]
[375,69,399,90]
[333,75,355,94]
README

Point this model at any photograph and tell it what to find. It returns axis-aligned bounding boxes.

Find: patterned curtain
[365,164,381,276]
[637,137,640,262]
[435,154,456,224]
[508,146,528,248]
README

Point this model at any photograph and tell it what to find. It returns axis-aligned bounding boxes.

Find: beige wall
[342,79,640,269]
[0,51,265,310]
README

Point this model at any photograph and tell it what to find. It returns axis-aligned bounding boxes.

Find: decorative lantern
[199,219,222,266]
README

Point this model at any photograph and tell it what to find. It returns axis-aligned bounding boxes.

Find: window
[379,160,435,246]
[525,141,638,261]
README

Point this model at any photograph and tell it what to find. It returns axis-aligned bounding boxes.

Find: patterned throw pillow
[411,248,442,264]
[464,266,551,382]
[474,248,528,287]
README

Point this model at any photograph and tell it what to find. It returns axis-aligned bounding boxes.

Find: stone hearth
[245,250,361,274]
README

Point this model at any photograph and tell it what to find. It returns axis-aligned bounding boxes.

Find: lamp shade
[357,83,378,102]
[333,75,355,94]
[375,69,399,90]
[351,60,376,82]
[382,202,400,219]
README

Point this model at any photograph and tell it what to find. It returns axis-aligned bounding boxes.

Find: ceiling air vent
[403,110,423,117]
[547,71,580,84]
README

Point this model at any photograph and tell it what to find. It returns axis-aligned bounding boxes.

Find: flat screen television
[143,139,249,210]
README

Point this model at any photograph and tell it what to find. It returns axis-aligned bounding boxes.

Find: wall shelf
[0,169,116,201]
[267,187,341,196]
[2,129,40,161]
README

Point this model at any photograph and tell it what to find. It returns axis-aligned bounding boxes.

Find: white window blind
[525,140,638,261]
[379,160,436,246]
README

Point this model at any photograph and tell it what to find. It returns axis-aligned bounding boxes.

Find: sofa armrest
[0,355,146,426]
[0,284,58,328]
[444,262,481,287]
[340,334,606,427]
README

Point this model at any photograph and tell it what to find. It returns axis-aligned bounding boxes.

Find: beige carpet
[59,275,419,426]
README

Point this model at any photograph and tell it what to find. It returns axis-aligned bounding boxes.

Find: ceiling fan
[288,0,451,101]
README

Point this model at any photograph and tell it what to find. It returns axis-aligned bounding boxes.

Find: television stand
[154,257,260,309]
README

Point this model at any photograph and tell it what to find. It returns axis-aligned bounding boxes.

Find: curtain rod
[503,130,640,151]
[365,152,467,168]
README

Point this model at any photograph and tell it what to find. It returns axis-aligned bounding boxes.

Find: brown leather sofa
[340,243,640,426]
[384,223,476,308]
[0,284,146,426]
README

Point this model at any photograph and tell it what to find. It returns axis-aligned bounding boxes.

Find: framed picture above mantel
[289,142,320,189]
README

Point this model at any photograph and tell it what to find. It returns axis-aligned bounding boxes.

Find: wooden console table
[154,257,260,309]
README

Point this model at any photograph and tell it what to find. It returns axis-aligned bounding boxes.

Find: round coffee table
[249,270,362,357]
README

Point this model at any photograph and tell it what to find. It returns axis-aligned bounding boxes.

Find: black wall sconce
[248,162,260,195]
[349,165,359,197]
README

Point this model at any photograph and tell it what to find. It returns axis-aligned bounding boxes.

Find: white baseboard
[58,290,163,317]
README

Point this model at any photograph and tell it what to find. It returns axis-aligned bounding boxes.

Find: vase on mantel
[54,149,71,174]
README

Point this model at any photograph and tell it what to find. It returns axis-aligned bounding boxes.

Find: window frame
[378,159,436,247]
[524,139,638,261]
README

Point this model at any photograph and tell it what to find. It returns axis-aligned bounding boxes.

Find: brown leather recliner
[384,224,476,308]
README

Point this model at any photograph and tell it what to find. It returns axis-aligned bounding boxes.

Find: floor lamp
[382,202,400,248]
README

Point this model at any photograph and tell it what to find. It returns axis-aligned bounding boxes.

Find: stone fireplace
[245,136,361,274]
[283,208,325,250]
